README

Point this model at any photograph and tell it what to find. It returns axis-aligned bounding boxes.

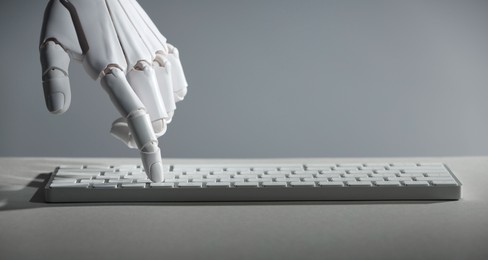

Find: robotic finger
[101,66,164,182]
[166,43,188,102]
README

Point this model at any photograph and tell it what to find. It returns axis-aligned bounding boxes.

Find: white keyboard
[45,162,461,202]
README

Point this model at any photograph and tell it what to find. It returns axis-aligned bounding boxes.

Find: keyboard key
[375,181,401,187]
[93,183,118,188]
[338,163,363,167]
[52,179,78,183]
[80,179,105,184]
[312,177,329,182]
[266,170,288,175]
[150,183,174,188]
[233,182,259,187]
[432,180,458,186]
[332,177,356,182]
[178,183,202,188]
[359,177,384,182]
[318,181,344,187]
[206,182,231,188]
[386,177,412,181]
[121,183,146,188]
[50,183,89,188]
[290,181,316,187]
[135,179,151,183]
[426,173,452,177]
[347,181,372,187]
[261,182,288,187]
[416,177,454,182]
[403,181,430,187]
[399,173,424,178]
[109,179,132,183]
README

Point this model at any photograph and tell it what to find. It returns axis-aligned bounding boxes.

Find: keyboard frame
[44,164,462,202]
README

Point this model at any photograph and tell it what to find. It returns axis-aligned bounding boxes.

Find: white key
[294,170,318,175]
[150,183,174,188]
[261,182,288,187]
[245,178,262,183]
[416,177,454,182]
[426,173,452,177]
[253,167,279,171]
[432,180,458,186]
[347,181,372,187]
[126,173,147,178]
[334,166,361,171]
[238,170,253,175]
[225,167,253,171]
[359,177,384,181]
[418,163,445,167]
[50,183,89,188]
[57,165,83,169]
[400,173,424,178]
[306,167,334,171]
[109,179,133,183]
[93,183,118,188]
[338,163,363,167]
[345,173,369,178]
[57,169,103,173]
[403,181,430,186]
[95,175,120,180]
[121,183,146,188]
[332,177,356,182]
[84,165,112,169]
[117,164,141,170]
[348,170,373,174]
[233,182,259,187]
[80,179,105,184]
[402,168,448,173]
[279,166,304,171]
[360,166,387,170]
[206,182,231,188]
[164,179,182,183]
[135,179,151,183]
[376,170,400,175]
[375,181,401,187]
[52,179,78,183]
[390,163,418,167]
[386,177,412,181]
[290,181,316,187]
[219,177,233,182]
[56,173,96,179]
[178,183,202,188]
[313,177,329,182]
[318,181,344,187]
[317,173,341,178]
[274,177,290,182]
[291,173,314,178]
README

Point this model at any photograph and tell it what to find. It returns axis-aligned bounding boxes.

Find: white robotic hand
[39,0,188,182]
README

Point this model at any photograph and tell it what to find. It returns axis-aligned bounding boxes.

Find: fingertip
[148,162,164,182]
[47,92,65,114]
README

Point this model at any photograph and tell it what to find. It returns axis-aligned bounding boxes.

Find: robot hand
[39,0,188,182]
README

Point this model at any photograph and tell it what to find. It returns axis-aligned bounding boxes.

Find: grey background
[1,0,488,158]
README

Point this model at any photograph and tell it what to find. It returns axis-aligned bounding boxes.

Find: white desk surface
[0,157,487,260]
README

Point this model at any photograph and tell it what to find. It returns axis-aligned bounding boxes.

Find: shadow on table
[0,173,451,211]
